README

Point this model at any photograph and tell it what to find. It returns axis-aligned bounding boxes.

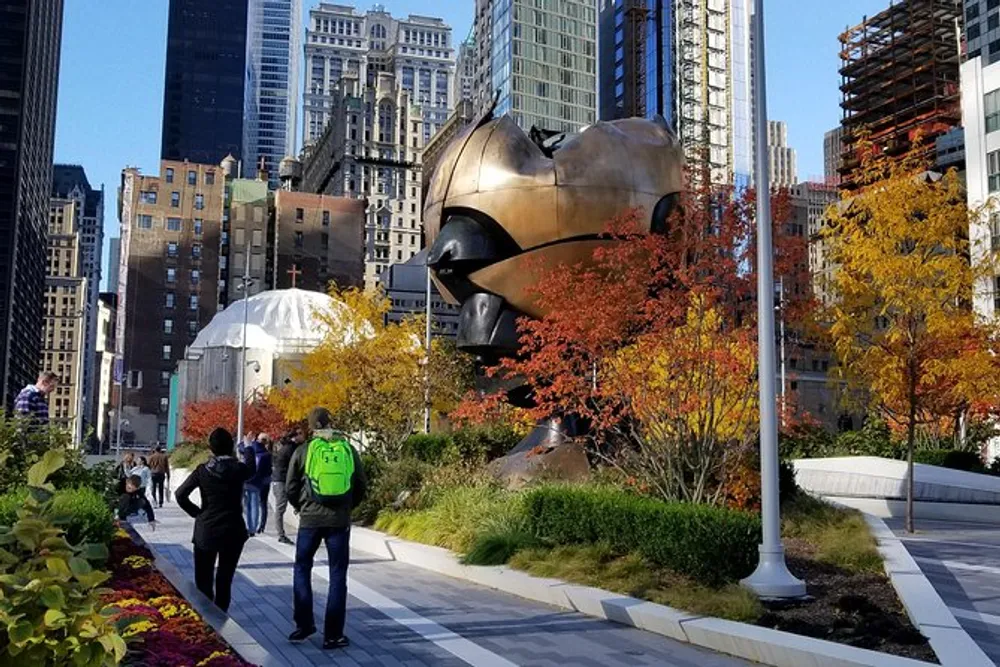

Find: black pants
[151,473,167,506]
[258,483,270,533]
[193,543,244,612]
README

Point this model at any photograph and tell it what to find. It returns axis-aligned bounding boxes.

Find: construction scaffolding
[837,0,961,189]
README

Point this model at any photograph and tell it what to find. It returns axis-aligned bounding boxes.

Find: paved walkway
[888,517,1000,662]
[133,503,749,667]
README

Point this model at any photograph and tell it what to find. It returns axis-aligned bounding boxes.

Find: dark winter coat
[175,455,256,551]
[285,431,367,529]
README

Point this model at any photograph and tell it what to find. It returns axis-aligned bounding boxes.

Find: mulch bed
[101,526,257,667]
[755,538,938,663]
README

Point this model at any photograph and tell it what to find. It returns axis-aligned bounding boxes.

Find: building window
[157,423,168,442]
[195,194,204,210]
[987,90,1000,134]
[160,371,170,387]
[159,397,169,413]
[296,208,304,223]
[140,191,157,204]
[321,232,329,249]
[165,168,174,183]
[167,242,178,257]
[188,320,198,336]
[187,170,197,185]
[171,192,180,207]
[189,294,199,310]
[164,319,173,334]
[138,215,153,229]
[252,230,263,247]
[322,211,330,226]
[992,213,1000,251]
[166,268,176,283]
[166,292,175,308]
[191,269,200,284]
[162,345,171,360]
[192,243,201,259]
[206,172,215,185]
[194,219,203,235]
[989,150,1000,192]
[295,231,304,248]
[167,217,182,231]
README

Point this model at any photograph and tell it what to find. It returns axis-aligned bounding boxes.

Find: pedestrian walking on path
[175,427,256,612]
[241,432,262,536]
[148,445,171,508]
[271,428,302,545]
[250,435,273,534]
[285,407,367,650]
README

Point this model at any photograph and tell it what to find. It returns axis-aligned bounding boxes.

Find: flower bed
[101,528,255,667]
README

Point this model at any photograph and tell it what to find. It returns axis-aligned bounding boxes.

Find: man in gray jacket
[286,407,367,650]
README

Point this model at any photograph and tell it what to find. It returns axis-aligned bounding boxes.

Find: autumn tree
[272,286,472,458]
[182,393,292,442]
[823,144,1000,532]
[459,183,804,504]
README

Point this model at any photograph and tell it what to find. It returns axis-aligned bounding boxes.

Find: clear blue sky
[54,0,888,289]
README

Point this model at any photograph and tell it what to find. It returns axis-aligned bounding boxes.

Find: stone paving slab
[135,504,750,666]
[888,516,1000,664]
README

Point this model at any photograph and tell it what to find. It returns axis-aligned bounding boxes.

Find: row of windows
[136,215,205,234]
[162,319,200,337]
[165,268,204,286]
[165,168,215,186]
[138,191,207,209]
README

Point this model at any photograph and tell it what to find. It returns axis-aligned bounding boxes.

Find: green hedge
[0,487,114,547]
[523,486,760,586]
[399,426,520,465]
[912,449,985,473]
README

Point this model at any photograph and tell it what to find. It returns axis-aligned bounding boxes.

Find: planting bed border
[123,524,282,667]
[349,523,952,667]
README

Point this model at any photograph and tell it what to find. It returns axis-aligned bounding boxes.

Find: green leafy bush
[912,449,985,473]
[0,487,114,548]
[169,442,211,470]
[0,450,126,666]
[353,458,431,525]
[401,434,452,463]
[523,486,760,586]
[450,426,519,462]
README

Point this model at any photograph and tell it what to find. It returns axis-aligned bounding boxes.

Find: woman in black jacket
[175,428,256,612]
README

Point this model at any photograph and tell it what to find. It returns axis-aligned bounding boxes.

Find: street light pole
[741,0,806,599]
[236,243,253,444]
[778,277,786,429]
[423,255,432,434]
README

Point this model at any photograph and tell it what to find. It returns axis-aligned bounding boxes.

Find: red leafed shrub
[182,394,294,442]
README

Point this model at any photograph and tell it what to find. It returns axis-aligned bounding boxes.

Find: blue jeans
[293,525,350,640]
[244,486,261,535]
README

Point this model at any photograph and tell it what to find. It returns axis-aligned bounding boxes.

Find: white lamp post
[235,243,254,444]
[741,0,807,599]
[424,254,432,434]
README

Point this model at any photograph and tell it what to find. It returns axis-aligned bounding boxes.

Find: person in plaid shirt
[14,372,59,427]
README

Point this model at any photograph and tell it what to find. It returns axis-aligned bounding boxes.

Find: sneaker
[288,627,316,642]
[323,636,350,650]
[278,536,294,546]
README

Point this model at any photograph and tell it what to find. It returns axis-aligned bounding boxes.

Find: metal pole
[236,243,250,444]
[741,0,806,599]
[423,256,432,434]
[778,278,786,429]
[115,362,124,460]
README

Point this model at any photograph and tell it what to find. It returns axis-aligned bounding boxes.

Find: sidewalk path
[134,504,750,667]
[888,517,1000,662]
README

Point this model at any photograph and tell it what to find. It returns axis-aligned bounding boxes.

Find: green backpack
[304,436,355,506]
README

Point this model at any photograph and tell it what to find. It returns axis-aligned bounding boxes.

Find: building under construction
[837,0,961,189]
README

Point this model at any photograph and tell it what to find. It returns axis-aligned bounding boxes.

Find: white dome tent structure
[173,288,362,413]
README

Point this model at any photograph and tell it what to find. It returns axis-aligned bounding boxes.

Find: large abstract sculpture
[425,102,685,400]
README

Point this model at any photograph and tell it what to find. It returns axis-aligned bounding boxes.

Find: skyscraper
[768,121,797,188]
[965,0,996,65]
[823,127,843,186]
[453,35,475,103]
[471,0,597,133]
[243,0,302,186]
[597,0,753,186]
[0,0,64,408]
[52,165,103,431]
[302,5,454,147]
[161,0,249,165]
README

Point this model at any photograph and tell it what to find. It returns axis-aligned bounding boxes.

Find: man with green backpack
[285,407,367,650]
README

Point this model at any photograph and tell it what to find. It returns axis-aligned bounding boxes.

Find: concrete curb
[348,526,938,667]
[862,513,994,667]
